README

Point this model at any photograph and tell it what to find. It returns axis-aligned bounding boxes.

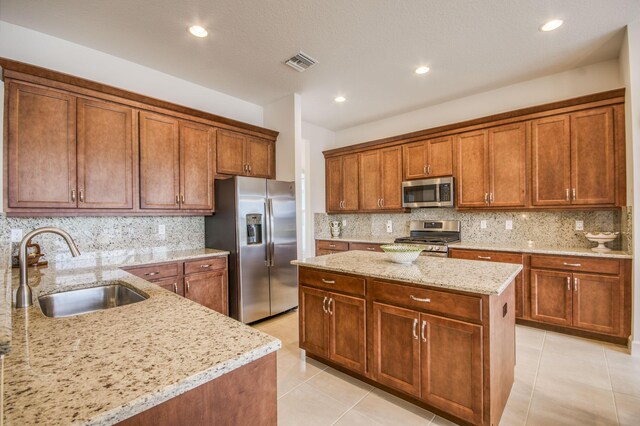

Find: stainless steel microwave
[402,177,455,208]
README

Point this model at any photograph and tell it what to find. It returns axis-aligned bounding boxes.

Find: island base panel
[117,352,277,426]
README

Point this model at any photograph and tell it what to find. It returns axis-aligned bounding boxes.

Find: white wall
[335,60,623,147]
[264,95,297,182]
[620,20,640,356]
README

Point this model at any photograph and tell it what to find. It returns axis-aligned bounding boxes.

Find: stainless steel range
[394,220,460,257]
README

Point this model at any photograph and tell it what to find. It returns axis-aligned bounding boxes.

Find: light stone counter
[293,250,522,296]
[2,248,281,425]
[450,241,632,259]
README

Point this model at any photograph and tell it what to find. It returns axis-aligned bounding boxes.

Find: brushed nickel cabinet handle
[322,296,328,313]
[563,262,582,267]
[186,280,190,293]
[572,188,576,200]
[367,247,375,251]
[175,194,179,204]
[410,295,431,303]
[484,193,489,204]
[145,271,160,276]
[327,298,333,315]
[181,195,185,204]
[249,164,252,173]
[427,165,432,175]
[489,192,494,203]
[329,244,336,248]
[200,264,211,268]
[565,189,570,201]
[421,320,427,342]
[79,189,84,203]
[478,256,492,260]
[173,282,178,293]
[71,189,76,202]
[423,165,427,175]
[381,198,384,207]
[412,318,419,340]
[574,277,579,291]
[321,278,336,284]
[566,276,571,291]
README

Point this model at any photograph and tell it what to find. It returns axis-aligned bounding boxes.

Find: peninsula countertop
[2,248,281,426]
[292,250,522,295]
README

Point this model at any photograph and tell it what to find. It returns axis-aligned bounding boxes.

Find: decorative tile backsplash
[0,214,205,263]
[315,208,629,251]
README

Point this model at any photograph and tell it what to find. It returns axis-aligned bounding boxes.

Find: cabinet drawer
[184,256,227,275]
[125,262,179,280]
[530,255,620,275]
[371,280,483,323]
[349,242,383,252]
[449,248,522,264]
[316,249,343,256]
[299,268,365,297]
[316,240,349,251]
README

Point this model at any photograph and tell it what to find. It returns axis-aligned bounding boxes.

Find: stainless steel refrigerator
[205,176,298,323]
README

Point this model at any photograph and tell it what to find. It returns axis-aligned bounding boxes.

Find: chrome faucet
[16,227,81,308]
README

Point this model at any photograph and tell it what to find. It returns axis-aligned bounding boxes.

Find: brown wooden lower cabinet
[185,270,228,316]
[299,267,515,426]
[150,276,184,296]
[530,268,573,326]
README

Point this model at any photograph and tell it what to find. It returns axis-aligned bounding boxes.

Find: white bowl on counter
[380,244,424,264]
[584,231,619,252]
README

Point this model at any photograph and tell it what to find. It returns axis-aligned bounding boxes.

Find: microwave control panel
[439,183,452,202]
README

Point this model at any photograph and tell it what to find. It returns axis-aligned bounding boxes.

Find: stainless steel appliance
[394,220,460,257]
[402,177,454,208]
[205,177,297,323]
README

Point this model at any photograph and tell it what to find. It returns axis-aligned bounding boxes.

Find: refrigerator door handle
[268,198,275,267]
[264,200,271,266]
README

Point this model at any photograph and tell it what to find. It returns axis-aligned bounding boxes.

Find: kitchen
[1,1,640,425]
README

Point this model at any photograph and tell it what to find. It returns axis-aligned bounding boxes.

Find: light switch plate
[575,220,584,231]
[386,220,393,233]
[158,224,166,235]
[342,219,347,227]
[480,220,487,229]
[11,229,23,242]
[505,220,513,230]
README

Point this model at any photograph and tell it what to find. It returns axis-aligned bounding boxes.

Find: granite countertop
[293,250,522,296]
[2,248,281,425]
[449,242,632,259]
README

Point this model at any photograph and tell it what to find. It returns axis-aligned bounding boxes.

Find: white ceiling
[1,1,639,131]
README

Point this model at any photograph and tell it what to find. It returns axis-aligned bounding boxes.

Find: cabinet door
[216,129,247,175]
[299,286,329,356]
[420,313,483,425]
[530,269,572,326]
[326,157,343,212]
[139,112,180,209]
[489,123,526,207]
[342,154,360,211]
[403,142,428,180]
[77,98,133,209]
[380,146,403,209]
[570,108,615,205]
[531,115,571,206]
[180,121,213,210]
[184,271,228,315]
[427,136,453,177]
[572,273,621,335]
[372,302,420,397]
[328,293,367,374]
[7,82,77,208]
[151,277,184,297]
[359,150,381,210]
[456,130,489,208]
[246,137,274,178]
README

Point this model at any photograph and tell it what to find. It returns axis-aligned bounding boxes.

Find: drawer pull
[367,247,375,251]
[329,244,336,248]
[145,271,160,276]
[321,278,336,284]
[410,295,431,303]
[477,256,492,260]
[421,320,427,342]
[563,262,582,267]
[200,264,211,268]
[412,318,419,340]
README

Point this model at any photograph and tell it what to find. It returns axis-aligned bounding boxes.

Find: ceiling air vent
[284,51,318,72]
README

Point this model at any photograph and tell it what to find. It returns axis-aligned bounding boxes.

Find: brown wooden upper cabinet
[7,82,134,210]
[532,107,615,207]
[216,129,274,178]
[326,154,359,213]
[359,147,403,211]
[456,123,526,208]
[139,111,214,211]
[403,136,453,180]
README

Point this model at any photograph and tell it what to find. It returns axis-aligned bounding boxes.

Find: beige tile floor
[253,311,640,426]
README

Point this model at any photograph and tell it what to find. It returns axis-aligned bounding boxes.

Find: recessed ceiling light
[415,66,430,75]
[539,19,563,32]
[188,25,208,38]
[334,96,346,103]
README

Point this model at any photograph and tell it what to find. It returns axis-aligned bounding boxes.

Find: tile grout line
[523,330,546,426]
[276,358,327,400]
[603,346,621,425]
[330,388,375,425]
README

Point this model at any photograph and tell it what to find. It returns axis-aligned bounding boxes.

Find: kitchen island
[2,248,280,425]
[292,250,522,426]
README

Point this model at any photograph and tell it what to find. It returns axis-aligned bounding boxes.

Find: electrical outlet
[342,219,347,227]
[158,224,166,235]
[480,220,487,229]
[575,220,584,231]
[505,220,513,230]
[386,220,393,233]
[11,229,23,242]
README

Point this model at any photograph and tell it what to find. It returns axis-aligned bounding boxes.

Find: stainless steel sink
[38,283,148,318]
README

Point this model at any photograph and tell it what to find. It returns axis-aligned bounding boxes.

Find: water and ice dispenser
[246,214,262,245]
